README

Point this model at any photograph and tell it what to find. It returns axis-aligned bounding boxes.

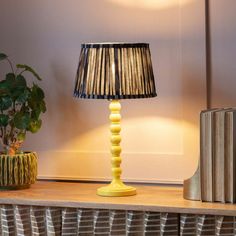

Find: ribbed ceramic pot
[0,152,37,190]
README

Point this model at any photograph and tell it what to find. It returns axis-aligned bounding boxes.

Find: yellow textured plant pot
[0,152,37,190]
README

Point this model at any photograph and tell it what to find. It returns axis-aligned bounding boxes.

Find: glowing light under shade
[108,0,193,10]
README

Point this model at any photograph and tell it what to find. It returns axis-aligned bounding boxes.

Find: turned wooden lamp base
[97,100,137,197]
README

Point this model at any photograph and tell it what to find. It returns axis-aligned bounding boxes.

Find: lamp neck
[109,100,122,183]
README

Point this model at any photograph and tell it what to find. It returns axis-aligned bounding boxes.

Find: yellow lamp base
[97,180,136,197]
[97,100,137,197]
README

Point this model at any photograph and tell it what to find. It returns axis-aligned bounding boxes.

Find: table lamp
[74,43,157,197]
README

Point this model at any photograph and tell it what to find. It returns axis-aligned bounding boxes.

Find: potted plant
[0,53,46,189]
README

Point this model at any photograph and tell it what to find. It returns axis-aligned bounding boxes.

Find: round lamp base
[97,181,136,197]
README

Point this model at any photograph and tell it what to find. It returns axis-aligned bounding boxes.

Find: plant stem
[0,127,3,139]
[6,58,15,75]
[13,101,16,113]
[19,69,26,75]
[0,138,6,153]
[9,125,14,142]
[3,126,7,143]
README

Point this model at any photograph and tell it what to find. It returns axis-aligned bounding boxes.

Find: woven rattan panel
[1,205,236,235]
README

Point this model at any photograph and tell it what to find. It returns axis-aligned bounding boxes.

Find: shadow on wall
[182,66,207,125]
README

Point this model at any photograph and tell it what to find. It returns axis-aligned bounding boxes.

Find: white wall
[0,0,206,183]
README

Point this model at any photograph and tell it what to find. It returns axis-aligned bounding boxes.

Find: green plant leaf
[28,84,46,113]
[0,96,12,110]
[28,119,42,133]
[19,104,30,114]
[31,84,45,100]
[13,112,30,130]
[31,108,41,120]
[16,64,42,81]
[0,53,7,61]
[0,86,9,96]
[0,114,9,127]
[5,73,15,84]
[40,100,46,113]
[28,99,46,114]
[17,132,26,141]
[16,88,30,103]
[0,56,46,137]
[15,74,27,87]
[0,80,8,90]
[0,73,15,96]
[5,74,27,100]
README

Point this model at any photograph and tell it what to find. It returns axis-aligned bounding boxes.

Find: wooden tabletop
[0,181,235,216]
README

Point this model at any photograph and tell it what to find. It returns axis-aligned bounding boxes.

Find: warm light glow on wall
[108,0,193,10]
[60,116,196,155]
[38,116,198,182]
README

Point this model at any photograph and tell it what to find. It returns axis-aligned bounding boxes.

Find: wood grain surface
[0,181,235,216]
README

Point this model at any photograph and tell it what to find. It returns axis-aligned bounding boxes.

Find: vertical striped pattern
[2,206,236,235]
[1,205,15,235]
[180,214,197,235]
[215,216,235,236]
[180,214,236,236]
[61,208,77,235]
[15,205,31,236]
[197,215,215,235]
[144,212,161,235]
[110,210,126,235]
[94,209,110,235]
[77,208,94,235]
[160,213,179,236]
[46,207,62,236]
[127,211,144,235]
[30,206,46,236]
[0,152,37,189]
[185,108,236,204]
[74,43,157,99]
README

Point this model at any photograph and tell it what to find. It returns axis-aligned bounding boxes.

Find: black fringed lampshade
[74,43,157,99]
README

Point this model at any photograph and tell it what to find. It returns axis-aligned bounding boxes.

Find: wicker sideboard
[0,181,236,235]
